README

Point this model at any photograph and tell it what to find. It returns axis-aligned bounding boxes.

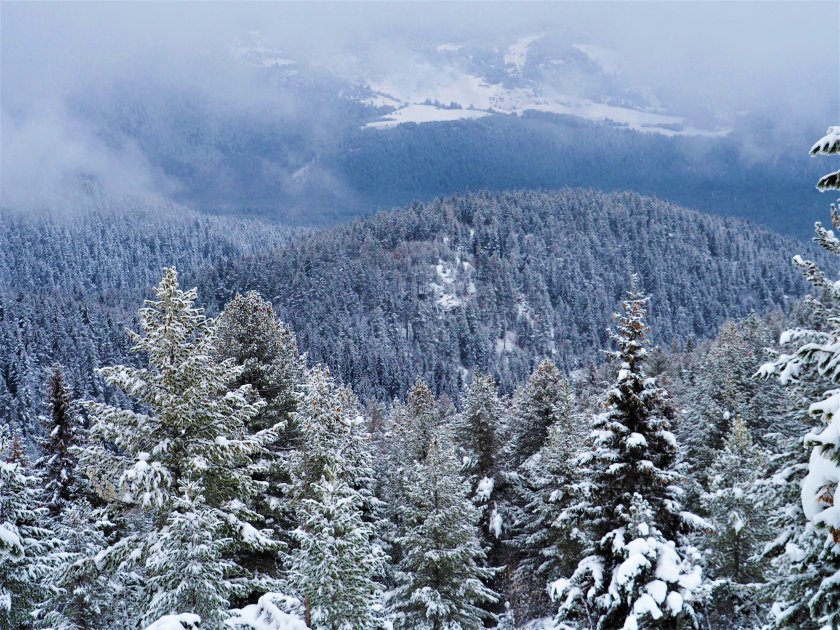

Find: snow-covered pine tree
[388,426,499,629]
[507,368,586,623]
[78,267,280,626]
[215,291,305,436]
[378,379,445,589]
[757,430,826,629]
[215,291,308,597]
[456,372,504,487]
[398,378,440,464]
[454,373,507,613]
[552,281,704,629]
[288,365,385,628]
[34,499,118,630]
[507,360,568,468]
[680,316,796,478]
[0,425,61,630]
[757,127,840,627]
[37,365,81,516]
[700,414,772,627]
[291,466,385,629]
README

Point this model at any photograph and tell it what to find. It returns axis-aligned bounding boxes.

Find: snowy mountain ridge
[234,32,730,137]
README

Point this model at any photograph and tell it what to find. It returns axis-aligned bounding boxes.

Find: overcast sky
[2,1,838,209]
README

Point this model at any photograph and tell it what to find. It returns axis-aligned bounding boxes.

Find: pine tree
[37,365,81,516]
[700,415,771,626]
[34,500,117,630]
[508,372,586,623]
[553,281,704,629]
[388,428,499,629]
[215,291,305,435]
[752,430,824,629]
[456,372,504,486]
[0,425,61,630]
[680,316,796,477]
[78,267,280,626]
[291,468,385,629]
[288,366,385,628]
[507,360,568,467]
[757,128,840,627]
[215,291,308,596]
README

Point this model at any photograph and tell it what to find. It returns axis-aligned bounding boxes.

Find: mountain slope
[198,188,817,400]
[0,198,293,438]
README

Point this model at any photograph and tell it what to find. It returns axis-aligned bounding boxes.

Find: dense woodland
[2,129,840,629]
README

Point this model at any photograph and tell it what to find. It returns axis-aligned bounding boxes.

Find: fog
[2,1,838,213]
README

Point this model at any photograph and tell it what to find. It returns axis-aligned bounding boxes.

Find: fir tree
[78,267,280,626]
[553,281,704,629]
[215,291,305,435]
[388,428,499,630]
[291,468,385,629]
[755,431,824,629]
[456,372,504,485]
[34,500,118,630]
[680,316,796,477]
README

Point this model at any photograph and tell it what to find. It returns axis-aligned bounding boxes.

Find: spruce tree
[680,316,796,477]
[215,291,308,596]
[0,426,61,630]
[757,432,826,629]
[78,267,280,626]
[508,371,585,623]
[758,127,840,627]
[507,360,568,467]
[700,415,771,626]
[456,372,504,486]
[215,291,305,435]
[288,366,385,628]
[37,365,81,516]
[388,427,499,629]
[553,282,704,629]
[34,499,117,630]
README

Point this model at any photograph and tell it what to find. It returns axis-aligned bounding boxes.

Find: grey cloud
[2,1,837,212]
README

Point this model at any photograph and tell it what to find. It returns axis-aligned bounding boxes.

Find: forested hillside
[199,188,818,400]
[0,198,293,440]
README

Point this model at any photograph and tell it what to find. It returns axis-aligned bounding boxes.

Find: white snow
[811,126,840,155]
[490,508,503,538]
[644,579,668,604]
[476,476,495,502]
[362,65,728,136]
[665,591,684,615]
[366,104,490,129]
[261,58,295,68]
[626,433,647,448]
[144,614,201,630]
[504,34,545,73]
[0,523,21,551]
[226,592,308,630]
[802,444,840,523]
[495,330,519,355]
